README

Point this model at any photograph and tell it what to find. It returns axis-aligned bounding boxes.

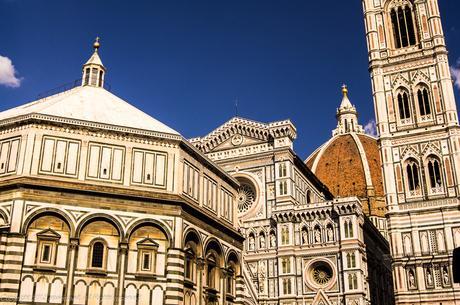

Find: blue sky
[1,0,459,159]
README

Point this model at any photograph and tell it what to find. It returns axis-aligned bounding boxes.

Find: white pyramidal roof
[0,85,180,136]
[85,51,104,67]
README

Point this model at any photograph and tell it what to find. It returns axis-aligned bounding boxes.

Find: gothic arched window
[427,156,442,189]
[406,159,421,193]
[390,4,417,48]
[397,91,411,121]
[344,219,354,238]
[417,87,431,117]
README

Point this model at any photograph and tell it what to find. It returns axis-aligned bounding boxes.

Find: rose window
[237,183,256,214]
[310,262,333,286]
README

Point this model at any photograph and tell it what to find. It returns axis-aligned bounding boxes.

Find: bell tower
[362,0,460,303]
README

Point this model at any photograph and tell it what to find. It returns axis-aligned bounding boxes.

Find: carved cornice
[0,114,182,142]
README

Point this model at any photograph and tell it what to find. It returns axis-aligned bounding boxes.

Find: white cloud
[364,119,378,137]
[0,55,22,88]
[451,59,460,90]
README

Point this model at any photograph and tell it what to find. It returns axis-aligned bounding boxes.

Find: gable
[191,117,297,153]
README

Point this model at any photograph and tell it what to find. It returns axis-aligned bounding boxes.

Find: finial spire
[93,37,101,52]
[342,84,348,97]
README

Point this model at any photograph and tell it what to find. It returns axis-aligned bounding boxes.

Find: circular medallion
[231,134,244,146]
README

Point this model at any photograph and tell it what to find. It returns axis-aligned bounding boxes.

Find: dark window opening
[391,6,417,49]
[406,162,420,191]
[42,244,51,262]
[428,159,442,188]
[417,88,431,116]
[91,242,104,268]
[398,92,411,120]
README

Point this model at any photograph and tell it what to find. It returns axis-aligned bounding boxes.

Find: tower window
[390,5,417,49]
[406,160,421,193]
[348,273,358,290]
[282,278,292,295]
[417,88,431,116]
[427,157,442,189]
[398,92,411,121]
[279,163,287,177]
[344,219,354,238]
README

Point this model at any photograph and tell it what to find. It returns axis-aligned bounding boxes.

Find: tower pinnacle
[333,85,363,136]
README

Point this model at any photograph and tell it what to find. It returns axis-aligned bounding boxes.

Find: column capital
[119,242,129,254]
[69,238,79,249]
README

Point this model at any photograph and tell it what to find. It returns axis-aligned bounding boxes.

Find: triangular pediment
[137,237,159,248]
[191,117,297,153]
[312,290,332,305]
[37,228,61,240]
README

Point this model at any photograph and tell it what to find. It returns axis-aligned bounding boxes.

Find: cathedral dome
[306,86,385,218]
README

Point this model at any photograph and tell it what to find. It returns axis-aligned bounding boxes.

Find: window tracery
[397,90,412,124]
[405,158,421,196]
[389,2,417,48]
[417,87,432,119]
[426,156,443,194]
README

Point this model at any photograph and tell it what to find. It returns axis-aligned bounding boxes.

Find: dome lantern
[82,37,106,88]
[333,85,364,136]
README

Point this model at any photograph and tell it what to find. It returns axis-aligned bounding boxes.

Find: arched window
[279,180,288,195]
[346,253,356,268]
[185,248,195,281]
[91,241,105,269]
[348,273,358,290]
[279,163,287,177]
[406,159,421,193]
[281,258,291,274]
[282,278,292,295]
[390,4,417,48]
[344,219,354,238]
[427,156,442,190]
[397,91,411,121]
[417,87,431,117]
[206,254,217,289]
[226,265,236,296]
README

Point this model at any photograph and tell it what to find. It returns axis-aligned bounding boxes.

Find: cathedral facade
[0,43,244,305]
[191,118,393,305]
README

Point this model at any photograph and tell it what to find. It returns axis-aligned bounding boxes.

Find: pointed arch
[415,84,432,117]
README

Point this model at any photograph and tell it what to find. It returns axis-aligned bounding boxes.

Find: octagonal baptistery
[306,86,387,236]
[0,40,244,305]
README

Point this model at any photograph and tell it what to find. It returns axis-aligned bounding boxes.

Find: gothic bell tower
[362,0,460,303]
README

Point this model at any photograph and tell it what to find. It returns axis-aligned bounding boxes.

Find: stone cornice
[0,114,182,142]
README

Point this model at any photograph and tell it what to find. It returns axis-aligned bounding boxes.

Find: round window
[312,264,333,285]
[306,260,334,288]
[236,178,257,214]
